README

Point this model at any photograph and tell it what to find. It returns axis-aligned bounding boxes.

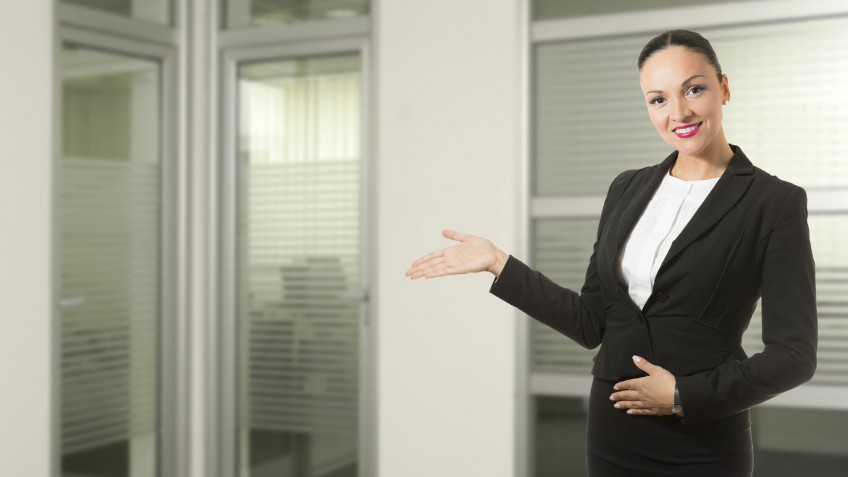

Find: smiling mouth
[673,122,702,138]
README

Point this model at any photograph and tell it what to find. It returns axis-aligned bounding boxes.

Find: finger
[626,408,657,415]
[421,264,457,279]
[408,262,447,279]
[632,355,656,375]
[410,249,445,269]
[613,400,644,410]
[442,229,465,242]
[609,390,640,402]
[613,377,643,391]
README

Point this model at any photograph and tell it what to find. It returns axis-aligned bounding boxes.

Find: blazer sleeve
[487,171,635,350]
[676,185,818,424]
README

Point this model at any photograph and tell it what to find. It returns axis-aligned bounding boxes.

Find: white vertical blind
[237,59,361,441]
[531,17,848,392]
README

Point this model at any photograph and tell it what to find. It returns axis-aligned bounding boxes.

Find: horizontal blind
[709,17,848,188]
[532,16,848,391]
[533,35,669,197]
[238,67,360,436]
[743,215,848,387]
[226,0,369,28]
[60,158,159,454]
[531,218,598,374]
[533,0,775,21]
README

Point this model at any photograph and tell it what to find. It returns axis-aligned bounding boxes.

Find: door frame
[217,34,375,477]
[55,23,180,477]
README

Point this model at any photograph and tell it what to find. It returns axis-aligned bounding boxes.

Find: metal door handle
[59,297,85,308]
[337,290,369,303]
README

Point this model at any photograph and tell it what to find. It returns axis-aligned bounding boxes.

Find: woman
[405,30,817,477]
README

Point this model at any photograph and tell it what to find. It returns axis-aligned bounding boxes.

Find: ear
[721,73,731,104]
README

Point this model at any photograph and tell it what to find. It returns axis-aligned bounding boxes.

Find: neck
[671,138,734,181]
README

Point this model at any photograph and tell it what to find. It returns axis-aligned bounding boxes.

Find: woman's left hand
[610,355,676,416]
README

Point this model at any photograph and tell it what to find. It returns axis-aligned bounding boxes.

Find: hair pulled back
[638,30,723,81]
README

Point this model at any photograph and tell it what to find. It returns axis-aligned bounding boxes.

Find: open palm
[405,229,507,279]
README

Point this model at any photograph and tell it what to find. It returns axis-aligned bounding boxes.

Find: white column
[374,0,523,476]
[0,1,55,476]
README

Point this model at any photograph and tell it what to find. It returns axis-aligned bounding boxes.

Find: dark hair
[638,29,723,81]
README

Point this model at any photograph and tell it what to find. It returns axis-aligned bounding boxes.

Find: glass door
[58,44,163,477]
[231,52,367,477]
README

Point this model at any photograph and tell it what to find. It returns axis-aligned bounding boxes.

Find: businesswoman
[405,30,817,477]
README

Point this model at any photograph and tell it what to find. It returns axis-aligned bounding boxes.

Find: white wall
[374,1,524,476]
[0,0,54,475]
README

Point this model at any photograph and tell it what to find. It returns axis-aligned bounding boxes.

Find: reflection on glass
[63,0,170,24]
[225,0,368,28]
[59,45,161,477]
[534,397,587,477]
[237,54,362,477]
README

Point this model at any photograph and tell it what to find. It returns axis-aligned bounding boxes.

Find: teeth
[676,123,700,134]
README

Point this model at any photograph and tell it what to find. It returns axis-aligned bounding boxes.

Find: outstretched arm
[405,229,509,279]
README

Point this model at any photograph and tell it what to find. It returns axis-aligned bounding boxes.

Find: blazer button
[636,314,645,325]
[656,292,669,303]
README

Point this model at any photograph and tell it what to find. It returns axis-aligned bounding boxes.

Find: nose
[670,100,692,123]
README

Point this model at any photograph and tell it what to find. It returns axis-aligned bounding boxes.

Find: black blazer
[491,145,817,424]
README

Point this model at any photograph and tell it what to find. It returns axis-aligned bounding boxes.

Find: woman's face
[639,46,730,161]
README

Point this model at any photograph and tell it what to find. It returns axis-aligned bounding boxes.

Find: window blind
[59,48,161,461]
[531,218,598,375]
[531,16,848,391]
[237,61,361,444]
[60,159,159,454]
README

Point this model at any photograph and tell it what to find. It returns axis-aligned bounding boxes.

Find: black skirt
[586,376,753,477]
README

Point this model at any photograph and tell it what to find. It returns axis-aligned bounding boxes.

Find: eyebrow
[645,74,707,96]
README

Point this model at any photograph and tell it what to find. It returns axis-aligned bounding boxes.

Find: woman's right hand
[405,229,509,280]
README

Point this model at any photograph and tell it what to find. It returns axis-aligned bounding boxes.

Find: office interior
[2,0,847,476]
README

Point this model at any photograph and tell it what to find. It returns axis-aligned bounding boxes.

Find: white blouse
[619,170,720,309]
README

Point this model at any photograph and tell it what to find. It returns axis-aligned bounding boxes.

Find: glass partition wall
[59,45,162,477]
[55,1,372,476]
[56,2,178,473]
[234,53,364,477]
[527,6,848,477]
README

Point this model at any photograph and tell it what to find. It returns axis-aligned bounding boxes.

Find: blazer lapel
[655,145,755,276]
[609,151,677,298]
[614,150,677,270]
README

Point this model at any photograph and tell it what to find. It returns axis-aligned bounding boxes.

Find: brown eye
[649,96,666,105]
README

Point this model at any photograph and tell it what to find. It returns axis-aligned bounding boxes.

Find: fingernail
[632,355,642,363]
[609,394,615,401]
[613,385,619,391]
[614,403,621,408]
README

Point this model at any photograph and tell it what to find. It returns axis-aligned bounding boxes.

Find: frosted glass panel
[530,218,598,374]
[237,54,361,477]
[225,0,368,28]
[59,46,161,477]
[63,0,170,25]
[743,214,848,387]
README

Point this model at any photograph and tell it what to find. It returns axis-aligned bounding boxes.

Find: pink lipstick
[673,122,702,138]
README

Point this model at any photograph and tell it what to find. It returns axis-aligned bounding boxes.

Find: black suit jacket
[491,145,817,424]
